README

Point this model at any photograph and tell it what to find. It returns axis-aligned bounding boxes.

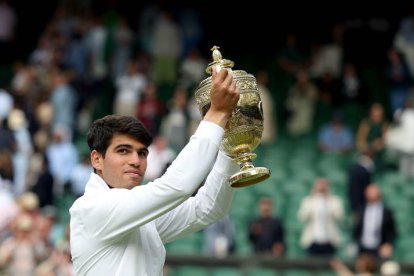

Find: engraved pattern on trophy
[194,46,271,187]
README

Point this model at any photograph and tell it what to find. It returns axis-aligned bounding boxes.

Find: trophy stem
[240,161,254,171]
[229,153,271,188]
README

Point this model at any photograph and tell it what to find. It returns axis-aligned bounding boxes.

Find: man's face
[365,185,381,203]
[259,200,272,218]
[91,134,148,189]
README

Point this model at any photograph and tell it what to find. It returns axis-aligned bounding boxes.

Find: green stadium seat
[170,266,210,276]
[212,267,243,276]
[166,233,201,255]
[283,269,313,276]
[247,268,279,276]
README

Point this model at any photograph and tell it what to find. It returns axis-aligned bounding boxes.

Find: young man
[69,67,240,276]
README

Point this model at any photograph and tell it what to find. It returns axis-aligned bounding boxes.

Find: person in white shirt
[298,178,344,257]
[69,67,240,276]
[144,135,176,182]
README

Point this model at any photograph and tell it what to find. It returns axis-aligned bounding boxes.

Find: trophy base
[229,167,271,188]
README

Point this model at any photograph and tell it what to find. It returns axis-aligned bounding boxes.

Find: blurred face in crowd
[259,198,273,218]
[365,184,381,203]
[314,178,329,194]
[370,103,384,123]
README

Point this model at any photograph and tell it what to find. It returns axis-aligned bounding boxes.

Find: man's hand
[204,67,240,129]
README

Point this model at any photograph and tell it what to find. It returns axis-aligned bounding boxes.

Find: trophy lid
[206,46,234,74]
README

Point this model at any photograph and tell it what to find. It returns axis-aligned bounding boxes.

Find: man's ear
[91,150,103,171]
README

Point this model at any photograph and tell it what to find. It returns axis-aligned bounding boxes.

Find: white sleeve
[155,151,239,243]
[79,121,225,241]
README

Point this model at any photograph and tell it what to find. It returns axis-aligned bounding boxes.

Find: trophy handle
[258,101,263,119]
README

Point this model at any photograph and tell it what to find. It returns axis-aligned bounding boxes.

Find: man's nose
[129,152,141,166]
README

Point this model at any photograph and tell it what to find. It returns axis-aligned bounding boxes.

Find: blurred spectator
[16,192,40,216]
[0,0,15,42]
[380,260,401,276]
[0,117,16,182]
[339,62,369,107]
[161,87,190,151]
[35,242,74,276]
[353,184,397,259]
[8,108,33,196]
[84,14,109,82]
[69,152,93,198]
[50,68,78,132]
[29,35,56,68]
[385,48,413,114]
[0,176,18,241]
[137,3,161,54]
[309,24,344,80]
[284,68,318,138]
[177,47,207,91]
[46,125,78,196]
[277,33,308,76]
[144,135,176,182]
[151,8,182,87]
[36,206,58,248]
[0,0,17,63]
[256,70,277,144]
[318,112,353,154]
[136,82,166,137]
[0,213,47,275]
[298,178,344,257]
[356,102,389,169]
[110,16,134,81]
[61,25,89,82]
[187,95,202,137]
[178,8,203,58]
[385,98,414,179]
[347,150,375,218]
[29,152,54,208]
[203,214,236,257]
[35,102,54,132]
[316,71,341,109]
[248,197,285,257]
[393,8,414,79]
[113,59,147,117]
[0,88,13,122]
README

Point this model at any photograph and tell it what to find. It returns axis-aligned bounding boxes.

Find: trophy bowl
[194,46,271,188]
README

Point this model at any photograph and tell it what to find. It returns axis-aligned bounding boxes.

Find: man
[69,67,240,276]
[248,197,285,257]
[317,111,353,154]
[353,184,397,259]
[347,149,374,219]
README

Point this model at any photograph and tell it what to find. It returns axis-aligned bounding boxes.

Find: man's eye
[138,151,148,157]
[119,149,129,154]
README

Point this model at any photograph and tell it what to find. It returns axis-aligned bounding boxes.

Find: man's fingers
[211,66,216,77]
[213,67,229,82]
[229,80,238,94]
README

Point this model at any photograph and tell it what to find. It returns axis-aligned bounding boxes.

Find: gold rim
[229,167,271,188]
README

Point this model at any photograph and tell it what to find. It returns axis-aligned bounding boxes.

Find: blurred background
[1,0,414,275]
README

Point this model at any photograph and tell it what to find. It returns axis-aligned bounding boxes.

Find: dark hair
[87,115,153,157]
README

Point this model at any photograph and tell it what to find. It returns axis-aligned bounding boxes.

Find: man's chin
[126,179,142,189]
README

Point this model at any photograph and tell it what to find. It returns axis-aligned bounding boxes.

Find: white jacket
[386,108,414,154]
[69,121,238,276]
[297,193,344,248]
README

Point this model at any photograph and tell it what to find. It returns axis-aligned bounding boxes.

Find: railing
[165,254,414,275]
